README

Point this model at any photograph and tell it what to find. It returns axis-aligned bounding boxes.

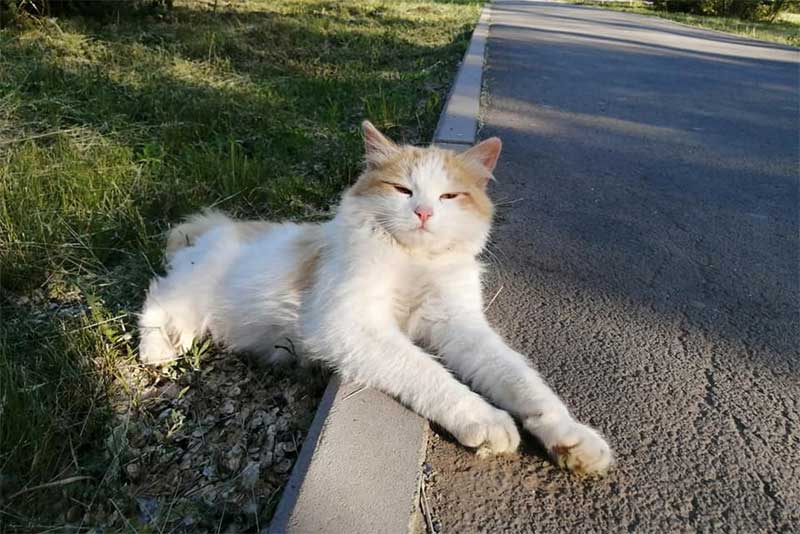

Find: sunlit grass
[569,1,800,46]
[0,0,481,526]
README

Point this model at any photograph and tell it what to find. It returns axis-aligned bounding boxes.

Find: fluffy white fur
[138,121,613,474]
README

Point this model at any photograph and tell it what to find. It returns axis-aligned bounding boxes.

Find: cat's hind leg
[139,276,213,364]
[138,279,181,364]
[138,249,218,364]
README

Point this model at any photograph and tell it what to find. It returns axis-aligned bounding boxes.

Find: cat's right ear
[362,120,398,166]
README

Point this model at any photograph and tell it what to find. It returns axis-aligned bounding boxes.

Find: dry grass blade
[343,385,368,400]
[7,476,94,501]
[484,285,504,312]
[419,470,435,534]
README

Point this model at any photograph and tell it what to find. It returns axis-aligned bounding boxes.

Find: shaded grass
[569,1,800,46]
[0,0,481,527]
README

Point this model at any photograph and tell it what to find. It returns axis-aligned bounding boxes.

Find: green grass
[0,0,481,527]
[569,1,800,46]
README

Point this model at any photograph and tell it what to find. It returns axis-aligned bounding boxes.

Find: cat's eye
[384,182,412,196]
[440,192,461,200]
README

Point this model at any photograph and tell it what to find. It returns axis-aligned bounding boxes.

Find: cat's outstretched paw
[527,419,613,475]
[448,400,520,455]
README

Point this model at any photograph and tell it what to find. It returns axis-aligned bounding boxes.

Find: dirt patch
[1,289,327,533]
[108,355,327,532]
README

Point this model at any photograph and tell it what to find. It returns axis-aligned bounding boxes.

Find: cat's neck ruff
[332,208,484,265]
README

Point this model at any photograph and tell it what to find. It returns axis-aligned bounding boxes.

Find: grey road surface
[423,2,800,532]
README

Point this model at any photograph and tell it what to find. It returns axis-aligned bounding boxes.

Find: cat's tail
[165,210,274,263]
[165,210,234,262]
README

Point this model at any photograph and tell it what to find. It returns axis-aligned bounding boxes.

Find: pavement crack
[755,470,783,519]
[702,367,717,409]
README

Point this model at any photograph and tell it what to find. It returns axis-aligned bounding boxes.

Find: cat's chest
[391,267,444,333]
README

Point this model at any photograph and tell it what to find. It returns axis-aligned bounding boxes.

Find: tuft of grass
[0,0,482,527]
[568,1,800,46]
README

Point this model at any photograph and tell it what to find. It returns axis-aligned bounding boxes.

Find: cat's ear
[362,120,399,166]
[460,137,502,173]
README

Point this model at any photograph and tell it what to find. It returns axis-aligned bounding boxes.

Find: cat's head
[343,121,501,256]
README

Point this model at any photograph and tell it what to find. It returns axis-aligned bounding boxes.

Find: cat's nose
[414,206,433,224]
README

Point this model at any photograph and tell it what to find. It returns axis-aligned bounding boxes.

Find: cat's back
[211,221,328,353]
[226,220,327,295]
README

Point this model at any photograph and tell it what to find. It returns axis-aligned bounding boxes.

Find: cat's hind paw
[530,419,614,475]
[139,327,178,365]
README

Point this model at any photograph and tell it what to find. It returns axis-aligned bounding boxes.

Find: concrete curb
[267,378,427,534]
[434,2,493,147]
[267,3,493,532]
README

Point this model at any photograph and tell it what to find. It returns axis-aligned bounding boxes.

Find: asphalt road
[423,2,800,532]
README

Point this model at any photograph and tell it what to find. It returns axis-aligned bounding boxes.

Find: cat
[138,121,613,474]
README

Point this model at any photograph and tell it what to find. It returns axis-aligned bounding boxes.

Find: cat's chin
[391,227,442,251]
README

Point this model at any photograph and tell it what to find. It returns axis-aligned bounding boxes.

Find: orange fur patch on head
[440,149,495,220]
[349,145,495,221]
[349,145,417,197]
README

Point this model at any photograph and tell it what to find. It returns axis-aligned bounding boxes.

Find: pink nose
[414,206,433,224]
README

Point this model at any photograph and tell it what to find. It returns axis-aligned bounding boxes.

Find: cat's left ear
[362,120,399,166]
[460,137,502,173]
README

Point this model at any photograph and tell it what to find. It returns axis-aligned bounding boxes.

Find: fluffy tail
[165,210,234,262]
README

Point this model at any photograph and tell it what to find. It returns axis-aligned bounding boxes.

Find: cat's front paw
[526,418,613,475]
[447,399,520,455]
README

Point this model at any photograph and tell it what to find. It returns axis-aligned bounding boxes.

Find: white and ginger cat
[138,121,613,475]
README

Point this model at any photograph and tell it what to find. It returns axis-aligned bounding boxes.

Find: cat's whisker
[483,285,504,312]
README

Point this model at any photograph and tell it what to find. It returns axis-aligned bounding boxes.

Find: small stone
[239,461,260,490]
[65,505,82,523]
[264,411,278,426]
[243,500,259,516]
[107,509,120,526]
[179,454,192,470]
[239,405,252,423]
[136,497,160,524]
[126,462,141,481]
[158,449,175,464]
[275,416,289,432]
[224,445,242,472]
[202,465,217,479]
[221,399,236,415]
[141,386,159,401]
[249,409,267,429]
[274,458,293,474]
[160,383,180,398]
